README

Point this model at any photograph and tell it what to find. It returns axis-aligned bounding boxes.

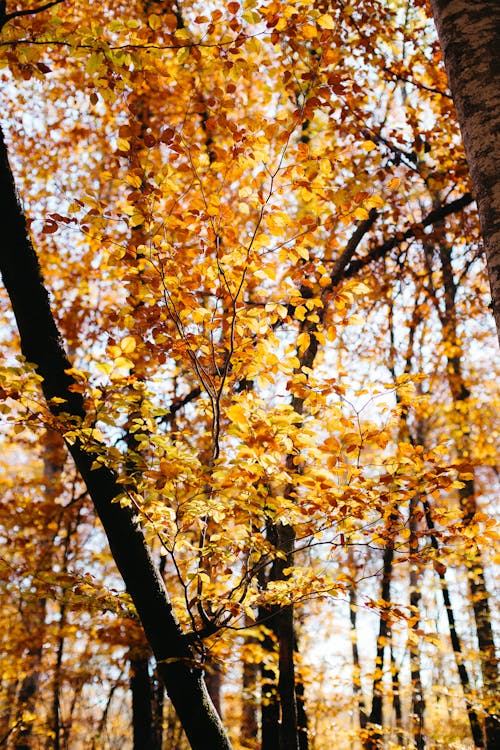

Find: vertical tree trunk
[427,236,499,748]
[295,636,309,750]
[240,617,259,750]
[423,497,485,748]
[364,537,395,750]
[259,597,280,750]
[389,645,403,747]
[130,653,162,750]
[15,429,66,750]
[429,0,500,341]
[408,496,425,750]
[348,565,367,734]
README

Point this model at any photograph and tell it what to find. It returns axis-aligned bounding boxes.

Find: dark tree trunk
[389,645,403,747]
[348,569,367,734]
[240,619,259,749]
[259,603,280,750]
[408,497,425,750]
[131,654,161,750]
[0,125,231,750]
[364,539,394,750]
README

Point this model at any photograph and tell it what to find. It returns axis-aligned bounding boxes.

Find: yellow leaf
[117,138,130,152]
[114,356,134,370]
[365,194,384,209]
[294,305,307,321]
[317,13,335,30]
[388,177,400,189]
[125,173,142,188]
[148,13,162,30]
[297,332,310,354]
[129,213,145,227]
[319,157,332,175]
[354,207,369,220]
[361,140,377,152]
[120,336,136,354]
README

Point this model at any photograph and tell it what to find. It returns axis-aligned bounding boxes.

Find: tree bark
[429,0,500,341]
[0,126,231,750]
[130,653,162,750]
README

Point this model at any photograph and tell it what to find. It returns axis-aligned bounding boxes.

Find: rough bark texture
[0,125,232,750]
[430,0,500,341]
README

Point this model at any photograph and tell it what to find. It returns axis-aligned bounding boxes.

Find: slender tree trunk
[130,653,161,750]
[364,536,395,750]
[15,429,66,750]
[295,636,309,750]
[348,562,367,734]
[429,0,500,341]
[428,237,499,748]
[240,615,259,750]
[408,496,425,750]
[274,523,299,750]
[0,124,231,750]
[14,632,45,750]
[51,603,66,750]
[259,590,280,750]
[423,497,485,748]
[389,644,403,747]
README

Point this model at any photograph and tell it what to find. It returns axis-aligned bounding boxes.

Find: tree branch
[342,192,474,279]
[1,0,65,31]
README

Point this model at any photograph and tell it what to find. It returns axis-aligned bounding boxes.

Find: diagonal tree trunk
[0,123,231,750]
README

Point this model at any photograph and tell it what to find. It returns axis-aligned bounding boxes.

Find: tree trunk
[348,568,367,734]
[130,653,161,750]
[0,125,232,750]
[389,644,403,747]
[408,496,425,750]
[423,497,486,748]
[259,602,280,750]
[364,536,395,750]
[427,236,499,748]
[429,0,500,341]
[240,618,259,750]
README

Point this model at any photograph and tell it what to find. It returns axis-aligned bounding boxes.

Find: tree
[429,0,500,341]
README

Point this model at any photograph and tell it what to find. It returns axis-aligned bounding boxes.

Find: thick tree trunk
[429,0,500,340]
[0,126,231,750]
